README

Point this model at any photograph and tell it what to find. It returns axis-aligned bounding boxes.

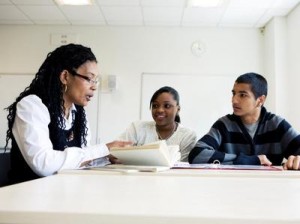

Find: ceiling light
[187,0,223,8]
[55,0,93,5]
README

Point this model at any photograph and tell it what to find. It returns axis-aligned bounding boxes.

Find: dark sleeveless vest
[8,111,82,185]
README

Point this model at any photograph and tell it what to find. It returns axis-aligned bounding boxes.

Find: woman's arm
[12,95,109,176]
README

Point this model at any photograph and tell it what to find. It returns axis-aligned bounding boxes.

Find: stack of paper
[110,140,180,167]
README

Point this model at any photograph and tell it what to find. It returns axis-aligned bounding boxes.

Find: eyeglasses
[69,70,99,87]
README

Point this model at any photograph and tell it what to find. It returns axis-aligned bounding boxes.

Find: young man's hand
[283,155,300,170]
[257,155,272,166]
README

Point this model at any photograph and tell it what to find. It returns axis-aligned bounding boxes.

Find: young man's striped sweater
[189,107,300,165]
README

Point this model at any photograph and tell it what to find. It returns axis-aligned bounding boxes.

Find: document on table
[172,162,283,171]
[90,164,170,173]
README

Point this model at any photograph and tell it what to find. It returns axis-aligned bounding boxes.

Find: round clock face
[191,41,206,57]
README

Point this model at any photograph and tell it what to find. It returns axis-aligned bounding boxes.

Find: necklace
[156,122,178,140]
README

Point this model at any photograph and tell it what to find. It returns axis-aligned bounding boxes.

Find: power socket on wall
[100,75,117,93]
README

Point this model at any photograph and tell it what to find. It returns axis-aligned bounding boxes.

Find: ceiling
[0,0,299,28]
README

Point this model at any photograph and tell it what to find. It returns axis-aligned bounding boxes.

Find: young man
[188,72,300,170]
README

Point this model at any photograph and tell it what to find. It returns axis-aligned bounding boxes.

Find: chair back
[0,152,10,187]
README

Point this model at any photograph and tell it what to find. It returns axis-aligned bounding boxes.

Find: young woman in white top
[118,86,197,162]
[5,44,130,184]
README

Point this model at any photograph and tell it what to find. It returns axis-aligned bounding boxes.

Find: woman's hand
[80,160,92,167]
[106,140,133,164]
[107,154,122,164]
[106,140,133,150]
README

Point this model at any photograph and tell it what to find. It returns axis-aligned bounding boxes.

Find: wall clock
[191,40,206,57]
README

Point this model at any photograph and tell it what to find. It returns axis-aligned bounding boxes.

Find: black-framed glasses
[69,70,99,86]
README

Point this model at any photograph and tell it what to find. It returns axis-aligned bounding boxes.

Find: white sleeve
[117,122,138,142]
[178,130,198,162]
[167,126,198,162]
[12,95,109,177]
[117,121,158,145]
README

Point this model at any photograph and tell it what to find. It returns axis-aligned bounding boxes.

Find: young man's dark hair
[235,72,268,98]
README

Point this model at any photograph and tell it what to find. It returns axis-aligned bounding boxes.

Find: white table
[0,168,300,224]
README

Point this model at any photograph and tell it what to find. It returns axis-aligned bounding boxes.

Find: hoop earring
[64,84,68,93]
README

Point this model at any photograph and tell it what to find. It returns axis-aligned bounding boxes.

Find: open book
[110,140,180,167]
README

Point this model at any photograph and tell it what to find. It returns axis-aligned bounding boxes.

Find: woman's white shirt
[12,95,109,177]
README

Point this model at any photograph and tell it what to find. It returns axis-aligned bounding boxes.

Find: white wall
[286,4,300,131]
[96,27,264,143]
[0,25,264,144]
[262,3,300,133]
[263,17,288,115]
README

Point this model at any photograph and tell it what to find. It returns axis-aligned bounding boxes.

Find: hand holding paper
[110,140,180,167]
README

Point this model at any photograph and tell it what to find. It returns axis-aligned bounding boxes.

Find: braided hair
[5,43,97,150]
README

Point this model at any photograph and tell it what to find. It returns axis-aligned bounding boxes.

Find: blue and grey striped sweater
[189,107,300,165]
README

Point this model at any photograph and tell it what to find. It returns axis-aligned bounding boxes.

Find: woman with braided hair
[5,44,130,184]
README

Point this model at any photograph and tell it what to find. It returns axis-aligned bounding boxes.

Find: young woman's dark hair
[5,44,97,150]
[149,86,181,123]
